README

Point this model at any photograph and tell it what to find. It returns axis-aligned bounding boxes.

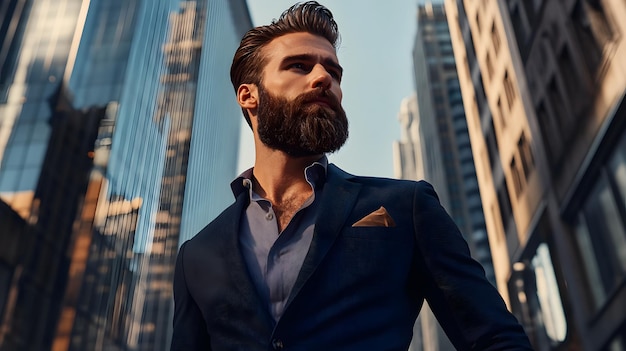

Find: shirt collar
[230,156,328,198]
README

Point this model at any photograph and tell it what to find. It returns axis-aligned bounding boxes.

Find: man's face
[254,32,348,157]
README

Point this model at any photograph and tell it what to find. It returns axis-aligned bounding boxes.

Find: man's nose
[310,64,332,89]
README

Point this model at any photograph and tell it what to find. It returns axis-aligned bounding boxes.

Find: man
[171,2,533,350]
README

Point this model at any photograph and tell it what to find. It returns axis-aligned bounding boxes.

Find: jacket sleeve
[171,241,212,351]
[412,181,533,350]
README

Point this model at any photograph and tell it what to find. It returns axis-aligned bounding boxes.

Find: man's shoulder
[186,197,245,246]
[328,163,431,190]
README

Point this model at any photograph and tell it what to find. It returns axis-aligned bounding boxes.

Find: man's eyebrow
[283,54,343,74]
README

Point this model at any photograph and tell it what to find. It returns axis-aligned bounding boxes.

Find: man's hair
[230,1,340,127]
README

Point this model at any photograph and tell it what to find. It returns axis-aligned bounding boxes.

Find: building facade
[0,0,251,350]
[393,94,425,182]
[446,0,626,349]
[410,2,494,285]
[0,0,86,218]
[395,2,495,350]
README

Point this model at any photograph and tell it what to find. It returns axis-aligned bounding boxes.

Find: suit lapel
[285,164,361,308]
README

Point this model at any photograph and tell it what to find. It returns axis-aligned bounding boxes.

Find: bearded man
[171,2,532,350]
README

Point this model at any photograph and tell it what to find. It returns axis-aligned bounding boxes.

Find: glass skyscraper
[0,0,85,218]
[0,0,251,350]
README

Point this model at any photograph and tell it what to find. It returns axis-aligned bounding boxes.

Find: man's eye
[289,63,308,71]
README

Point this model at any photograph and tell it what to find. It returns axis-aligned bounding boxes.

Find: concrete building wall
[446,0,626,349]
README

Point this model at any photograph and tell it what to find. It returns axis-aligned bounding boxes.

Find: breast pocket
[341,226,408,241]
[326,226,414,286]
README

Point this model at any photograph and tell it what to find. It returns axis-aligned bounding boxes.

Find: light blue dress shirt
[234,157,327,322]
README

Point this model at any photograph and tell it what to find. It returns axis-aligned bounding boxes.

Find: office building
[0,0,251,350]
[393,94,425,182]
[0,0,85,218]
[446,0,626,349]
[410,2,493,283]
[395,2,495,350]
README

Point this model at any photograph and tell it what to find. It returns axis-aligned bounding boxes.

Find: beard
[256,84,349,157]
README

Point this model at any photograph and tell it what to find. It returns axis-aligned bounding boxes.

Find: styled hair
[230,1,340,127]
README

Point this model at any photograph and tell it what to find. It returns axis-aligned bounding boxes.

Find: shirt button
[242,178,252,188]
[272,338,284,350]
[266,212,274,221]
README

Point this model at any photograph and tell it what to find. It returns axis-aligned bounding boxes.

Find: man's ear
[237,83,258,110]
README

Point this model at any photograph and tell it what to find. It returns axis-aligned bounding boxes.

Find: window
[510,242,568,347]
[486,120,499,170]
[491,22,501,54]
[497,180,513,231]
[2,145,28,167]
[497,97,506,128]
[536,101,562,165]
[440,42,453,55]
[509,133,534,197]
[609,135,626,208]
[424,42,437,55]
[575,173,626,309]
[518,132,534,178]
[503,70,516,110]
[557,46,580,102]
[449,90,463,105]
[485,51,494,81]
[547,77,569,133]
[510,157,524,196]
[574,133,626,311]
[571,0,603,75]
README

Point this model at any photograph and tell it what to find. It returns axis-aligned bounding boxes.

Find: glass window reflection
[17,166,38,191]
[510,242,567,350]
[574,132,626,310]
[0,169,20,192]
[609,134,626,209]
[25,142,47,167]
[3,145,27,167]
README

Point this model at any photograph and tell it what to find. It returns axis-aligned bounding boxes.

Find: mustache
[293,88,342,112]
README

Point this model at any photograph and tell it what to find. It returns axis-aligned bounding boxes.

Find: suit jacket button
[272,338,284,350]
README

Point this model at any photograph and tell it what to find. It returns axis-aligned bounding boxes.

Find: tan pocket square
[352,206,396,227]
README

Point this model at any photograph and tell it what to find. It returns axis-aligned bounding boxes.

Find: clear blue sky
[237,0,418,178]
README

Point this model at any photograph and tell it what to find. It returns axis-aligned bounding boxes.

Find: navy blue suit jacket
[171,164,532,350]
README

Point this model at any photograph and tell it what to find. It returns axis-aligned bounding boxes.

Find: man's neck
[252,147,322,203]
[252,146,323,232]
